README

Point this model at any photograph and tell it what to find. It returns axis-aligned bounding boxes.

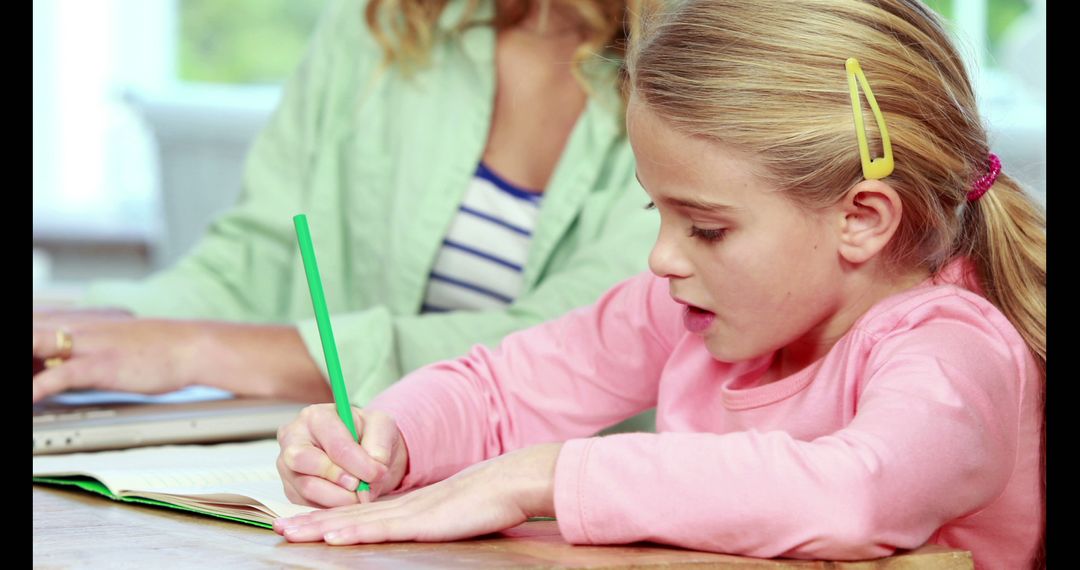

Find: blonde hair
[627,2,1046,563]
[364,0,650,94]
[627,0,1044,367]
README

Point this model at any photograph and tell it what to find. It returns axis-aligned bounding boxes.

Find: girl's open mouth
[683,304,715,333]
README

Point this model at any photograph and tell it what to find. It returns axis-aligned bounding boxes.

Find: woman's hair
[363,0,649,91]
[627,2,1046,564]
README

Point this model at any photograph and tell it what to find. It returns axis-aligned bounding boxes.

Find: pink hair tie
[967,153,1001,202]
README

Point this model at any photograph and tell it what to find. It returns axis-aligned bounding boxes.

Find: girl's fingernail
[324,531,340,543]
[340,474,360,489]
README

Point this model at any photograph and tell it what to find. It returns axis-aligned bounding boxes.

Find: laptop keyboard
[33,408,117,423]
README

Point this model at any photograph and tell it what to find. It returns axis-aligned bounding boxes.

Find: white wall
[34,0,173,290]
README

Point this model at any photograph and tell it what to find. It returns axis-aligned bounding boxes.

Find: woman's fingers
[33,307,133,326]
[32,318,194,400]
[32,325,80,360]
[32,309,133,362]
[32,354,115,402]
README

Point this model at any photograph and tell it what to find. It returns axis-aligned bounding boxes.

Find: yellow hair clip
[845,57,894,180]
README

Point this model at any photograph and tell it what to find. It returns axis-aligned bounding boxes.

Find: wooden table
[33,485,973,568]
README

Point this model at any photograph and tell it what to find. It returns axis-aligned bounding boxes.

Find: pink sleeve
[554,306,1027,560]
[365,272,682,491]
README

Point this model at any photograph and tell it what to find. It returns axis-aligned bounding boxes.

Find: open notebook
[32,438,315,528]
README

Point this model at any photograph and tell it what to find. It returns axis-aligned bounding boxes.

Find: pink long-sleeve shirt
[366,260,1043,568]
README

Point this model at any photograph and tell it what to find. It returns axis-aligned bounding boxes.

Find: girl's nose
[648,226,692,279]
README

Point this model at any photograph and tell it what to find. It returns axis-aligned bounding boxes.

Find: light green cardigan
[83,0,658,409]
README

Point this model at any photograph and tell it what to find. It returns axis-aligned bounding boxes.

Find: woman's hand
[32,309,331,403]
[276,404,410,508]
[33,308,197,401]
[272,442,561,545]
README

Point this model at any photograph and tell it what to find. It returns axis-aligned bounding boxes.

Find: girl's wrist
[512,443,562,518]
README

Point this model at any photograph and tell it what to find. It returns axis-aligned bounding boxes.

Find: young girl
[272,0,1045,567]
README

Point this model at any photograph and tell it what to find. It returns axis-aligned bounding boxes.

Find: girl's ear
[836,179,903,265]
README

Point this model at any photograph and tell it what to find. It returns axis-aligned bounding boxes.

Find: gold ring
[44,357,65,369]
[55,328,73,360]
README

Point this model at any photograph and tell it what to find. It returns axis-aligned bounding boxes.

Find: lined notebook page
[33,439,315,519]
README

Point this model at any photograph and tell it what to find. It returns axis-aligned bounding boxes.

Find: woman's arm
[79,0,363,322]
[33,0,366,401]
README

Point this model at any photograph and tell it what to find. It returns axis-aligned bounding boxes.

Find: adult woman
[32,0,657,418]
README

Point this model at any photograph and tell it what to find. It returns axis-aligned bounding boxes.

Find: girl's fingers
[307,408,387,483]
[289,474,363,508]
[279,442,360,491]
[358,411,399,467]
[293,491,419,527]
[279,474,319,509]
[278,504,415,544]
[277,405,388,500]
[322,515,411,545]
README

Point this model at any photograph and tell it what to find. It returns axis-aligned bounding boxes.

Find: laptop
[33,386,307,455]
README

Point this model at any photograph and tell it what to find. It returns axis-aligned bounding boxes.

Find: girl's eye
[689,227,727,242]
[643,201,656,210]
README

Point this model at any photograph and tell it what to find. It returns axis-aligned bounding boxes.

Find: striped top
[421,163,543,313]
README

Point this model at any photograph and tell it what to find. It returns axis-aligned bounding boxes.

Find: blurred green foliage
[923,0,1034,56]
[179,0,1033,84]
[179,0,327,84]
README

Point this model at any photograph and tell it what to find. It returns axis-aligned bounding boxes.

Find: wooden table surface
[33,485,973,569]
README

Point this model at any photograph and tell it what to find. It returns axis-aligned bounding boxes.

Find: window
[34,0,328,280]
[925,0,1036,64]
[925,0,1046,206]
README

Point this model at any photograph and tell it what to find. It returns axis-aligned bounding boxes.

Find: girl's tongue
[683,304,715,333]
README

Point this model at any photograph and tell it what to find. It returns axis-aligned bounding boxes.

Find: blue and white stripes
[421,163,542,312]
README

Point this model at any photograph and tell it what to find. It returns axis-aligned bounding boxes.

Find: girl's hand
[32,310,331,403]
[276,404,409,508]
[272,442,561,545]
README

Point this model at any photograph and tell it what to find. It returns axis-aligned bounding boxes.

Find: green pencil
[293,214,370,493]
